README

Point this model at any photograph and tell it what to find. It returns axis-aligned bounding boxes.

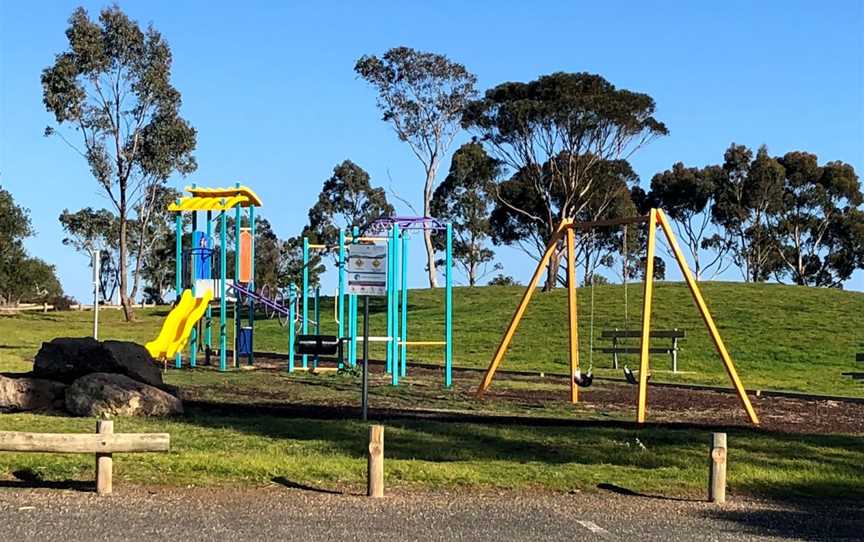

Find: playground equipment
[302,216,453,387]
[147,183,266,371]
[476,208,760,425]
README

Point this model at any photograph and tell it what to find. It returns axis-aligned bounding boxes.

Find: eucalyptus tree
[431,142,501,286]
[305,160,393,251]
[355,47,477,287]
[42,6,196,320]
[649,163,727,280]
[772,152,862,287]
[712,144,785,282]
[464,72,667,289]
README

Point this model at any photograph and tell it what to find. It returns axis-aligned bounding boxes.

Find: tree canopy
[465,72,667,289]
[42,6,196,319]
[431,142,501,286]
[356,47,477,287]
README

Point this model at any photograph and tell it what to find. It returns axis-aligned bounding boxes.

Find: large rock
[33,338,164,388]
[65,373,183,417]
[0,374,66,412]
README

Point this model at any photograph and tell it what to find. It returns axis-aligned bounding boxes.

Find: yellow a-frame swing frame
[476,208,760,425]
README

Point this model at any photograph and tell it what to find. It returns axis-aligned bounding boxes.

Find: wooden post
[476,220,571,395]
[709,432,727,504]
[637,210,658,423]
[367,425,384,498]
[656,209,759,425]
[96,419,113,496]
[566,227,579,404]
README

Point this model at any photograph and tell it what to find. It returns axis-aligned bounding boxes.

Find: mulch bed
[179,355,864,435]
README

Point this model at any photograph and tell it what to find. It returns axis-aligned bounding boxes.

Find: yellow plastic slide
[146,289,213,360]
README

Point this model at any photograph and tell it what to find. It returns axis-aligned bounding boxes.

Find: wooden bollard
[367,425,384,498]
[709,432,727,504]
[96,419,113,496]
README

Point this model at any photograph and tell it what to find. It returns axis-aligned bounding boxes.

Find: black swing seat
[295,334,340,356]
[623,366,651,385]
[573,369,593,388]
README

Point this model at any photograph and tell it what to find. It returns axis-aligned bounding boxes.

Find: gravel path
[0,486,861,541]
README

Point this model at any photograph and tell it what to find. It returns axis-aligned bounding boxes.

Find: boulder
[33,338,164,389]
[65,373,183,417]
[0,374,66,412]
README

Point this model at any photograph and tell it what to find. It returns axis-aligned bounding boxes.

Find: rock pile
[0,337,182,417]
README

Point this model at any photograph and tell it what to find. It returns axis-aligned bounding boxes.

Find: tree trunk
[543,249,561,291]
[118,208,135,322]
[423,166,439,288]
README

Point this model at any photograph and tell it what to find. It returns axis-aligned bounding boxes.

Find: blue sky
[1,1,863,301]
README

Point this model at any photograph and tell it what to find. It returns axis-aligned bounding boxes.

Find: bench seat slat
[594,347,675,355]
[857,353,864,363]
[600,329,685,339]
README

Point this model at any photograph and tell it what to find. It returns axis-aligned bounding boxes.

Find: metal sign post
[91,249,100,340]
[362,296,370,421]
[347,242,388,421]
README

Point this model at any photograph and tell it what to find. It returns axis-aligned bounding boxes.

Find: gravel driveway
[1,485,861,541]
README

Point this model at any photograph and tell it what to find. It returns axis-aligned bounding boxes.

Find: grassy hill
[1,282,862,396]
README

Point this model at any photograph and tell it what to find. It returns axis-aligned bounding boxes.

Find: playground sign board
[347,243,388,296]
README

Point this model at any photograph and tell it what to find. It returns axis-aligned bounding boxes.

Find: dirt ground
[188,355,864,435]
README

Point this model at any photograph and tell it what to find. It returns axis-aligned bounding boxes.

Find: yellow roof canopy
[167,185,263,212]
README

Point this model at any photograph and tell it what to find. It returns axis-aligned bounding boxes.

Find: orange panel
[239,229,253,283]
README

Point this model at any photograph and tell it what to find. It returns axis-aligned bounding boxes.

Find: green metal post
[219,208,227,372]
[174,200,183,369]
[445,223,453,387]
[302,237,309,369]
[400,230,408,377]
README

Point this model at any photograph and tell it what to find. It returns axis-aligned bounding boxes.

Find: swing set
[476,208,760,425]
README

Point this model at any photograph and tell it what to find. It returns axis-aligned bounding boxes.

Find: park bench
[0,420,170,495]
[594,329,686,372]
[842,352,864,383]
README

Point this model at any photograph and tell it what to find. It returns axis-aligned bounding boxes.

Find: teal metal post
[234,184,241,369]
[445,223,453,387]
[248,205,255,366]
[400,231,408,377]
[349,293,357,366]
[302,237,309,369]
[312,287,320,368]
[189,203,198,368]
[219,208,228,372]
[174,200,183,369]
[384,228,392,374]
[288,284,296,372]
[337,230,345,344]
[390,223,399,386]
[205,210,212,353]
[349,226,360,366]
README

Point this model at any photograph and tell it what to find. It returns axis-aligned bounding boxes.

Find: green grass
[1,411,862,499]
[242,282,864,396]
[1,282,862,499]
[3,282,861,395]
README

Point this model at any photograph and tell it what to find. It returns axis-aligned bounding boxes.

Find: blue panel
[192,231,212,280]
[237,326,253,356]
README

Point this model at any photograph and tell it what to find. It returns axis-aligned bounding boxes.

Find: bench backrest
[600,329,685,339]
